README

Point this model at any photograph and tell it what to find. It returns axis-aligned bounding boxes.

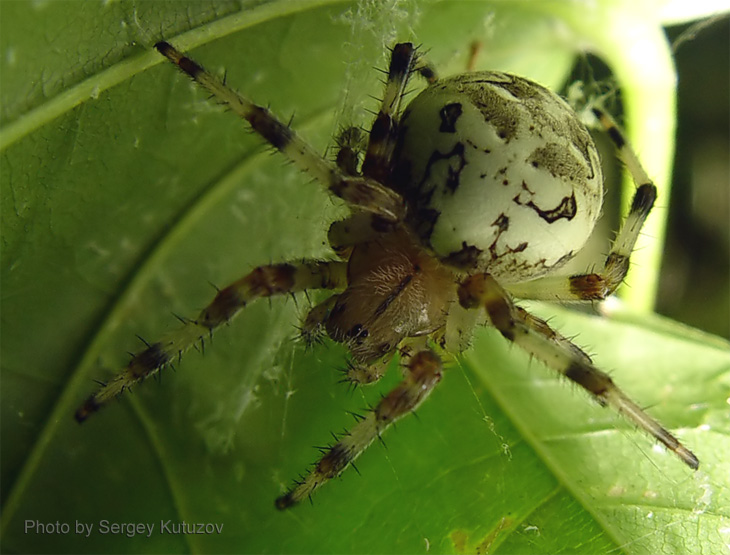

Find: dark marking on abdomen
[439,103,463,133]
[515,192,577,223]
[418,142,467,195]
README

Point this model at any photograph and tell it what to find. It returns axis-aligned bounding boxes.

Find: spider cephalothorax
[75,41,698,510]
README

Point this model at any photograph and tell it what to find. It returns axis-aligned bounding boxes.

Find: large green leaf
[2,1,728,553]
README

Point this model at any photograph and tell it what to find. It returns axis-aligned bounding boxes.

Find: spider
[75,40,699,510]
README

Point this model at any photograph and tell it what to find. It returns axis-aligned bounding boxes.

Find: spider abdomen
[394,71,603,282]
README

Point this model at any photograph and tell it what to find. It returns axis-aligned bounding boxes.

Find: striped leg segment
[155,41,405,222]
[75,261,347,422]
[459,273,699,470]
[361,41,437,183]
[506,109,658,301]
[361,42,418,182]
[275,349,443,509]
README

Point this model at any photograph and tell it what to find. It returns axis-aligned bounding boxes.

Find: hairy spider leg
[75,261,348,422]
[413,55,439,85]
[154,41,405,222]
[361,42,417,182]
[275,348,443,510]
[506,109,658,301]
[335,45,436,181]
[299,295,340,347]
[327,212,392,258]
[340,354,394,385]
[334,126,367,176]
[458,273,699,470]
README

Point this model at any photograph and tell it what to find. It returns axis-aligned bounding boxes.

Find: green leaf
[2,1,727,553]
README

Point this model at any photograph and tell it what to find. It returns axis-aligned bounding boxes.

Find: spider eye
[346,325,370,347]
[347,324,369,340]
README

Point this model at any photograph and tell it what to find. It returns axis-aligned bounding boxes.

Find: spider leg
[466,41,483,72]
[328,212,393,258]
[155,42,404,222]
[360,41,437,183]
[507,109,657,301]
[334,126,367,176]
[342,353,394,385]
[275,348,443,509]
[75,260,347,422]
[413,54,439,85]
[300,295,339,347]
[333,45,436,179]
[458,273,699,469]
[361,42,419,181]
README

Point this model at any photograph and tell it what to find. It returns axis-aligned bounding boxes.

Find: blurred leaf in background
[1,1,728,553]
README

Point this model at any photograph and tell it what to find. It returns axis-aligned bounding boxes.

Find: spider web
[330,0,419,138]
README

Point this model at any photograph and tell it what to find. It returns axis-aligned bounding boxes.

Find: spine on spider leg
[154,41,405,223]
[459,273,699,470]
[75,262,347,422]
[275,350,443,510]
[74,321,211,422]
